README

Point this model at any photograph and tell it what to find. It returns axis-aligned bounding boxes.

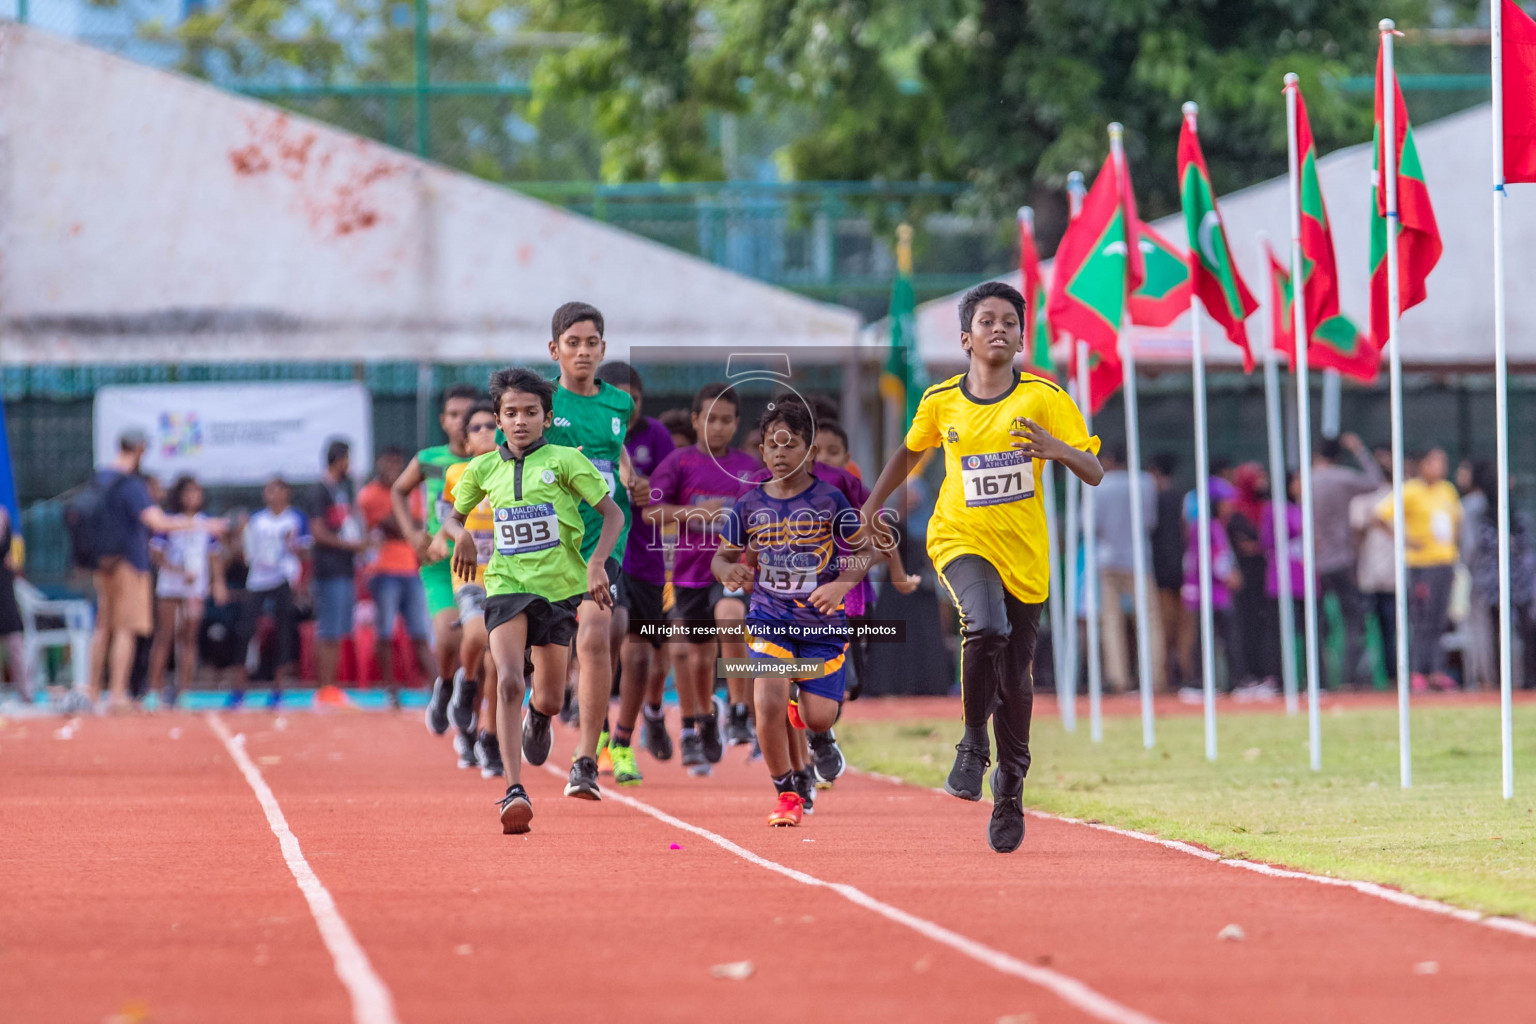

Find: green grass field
[841,702,1536,919]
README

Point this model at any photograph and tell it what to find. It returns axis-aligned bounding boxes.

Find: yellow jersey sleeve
[452,457,486,517]
[904,383,946,451]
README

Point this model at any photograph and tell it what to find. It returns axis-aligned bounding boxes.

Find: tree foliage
[523,0,1478,243]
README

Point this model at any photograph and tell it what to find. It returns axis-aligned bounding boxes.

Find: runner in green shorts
[543,302,640,784]
[392,383,479,739]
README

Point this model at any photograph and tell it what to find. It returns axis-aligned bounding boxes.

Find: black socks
[962,723,991,752]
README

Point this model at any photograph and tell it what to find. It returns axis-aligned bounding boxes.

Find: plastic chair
[15,579,93,695]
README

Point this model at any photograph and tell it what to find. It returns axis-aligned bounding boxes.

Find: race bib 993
[494,504,560,556]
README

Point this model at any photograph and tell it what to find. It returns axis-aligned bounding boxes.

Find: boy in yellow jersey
[862,282,1103,853]
[442,368,623,833]
[431,402,503,777]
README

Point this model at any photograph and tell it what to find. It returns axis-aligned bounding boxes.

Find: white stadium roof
[0,24,861,366]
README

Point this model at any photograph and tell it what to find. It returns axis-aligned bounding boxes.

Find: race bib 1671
[960,451,1034,507]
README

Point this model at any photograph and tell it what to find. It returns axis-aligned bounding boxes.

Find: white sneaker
[1177,686,1205,705]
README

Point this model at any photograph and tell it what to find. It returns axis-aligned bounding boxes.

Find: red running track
[1,705,1532,1024]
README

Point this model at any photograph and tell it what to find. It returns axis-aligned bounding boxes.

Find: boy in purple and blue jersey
[596,360,678,765]
[713,400,871,827]
[645,382,761,773]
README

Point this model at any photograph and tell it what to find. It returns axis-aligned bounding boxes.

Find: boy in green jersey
[541,302,647,785]
[444,368,624,833]
[392,383,480,745]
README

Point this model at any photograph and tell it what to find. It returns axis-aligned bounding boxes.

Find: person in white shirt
[233,477,311,708]
[148,476,227,707]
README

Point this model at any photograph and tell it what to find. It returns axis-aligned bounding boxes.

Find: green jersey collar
[498,436,549,462]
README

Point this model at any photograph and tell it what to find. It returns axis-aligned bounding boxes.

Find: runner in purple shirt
[596,361,678,765]
[644,382,761,774]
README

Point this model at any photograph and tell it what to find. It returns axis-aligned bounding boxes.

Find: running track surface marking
[2,704,1534,1023]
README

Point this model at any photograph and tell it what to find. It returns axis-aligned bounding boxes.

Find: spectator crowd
[1090,433,1536,700]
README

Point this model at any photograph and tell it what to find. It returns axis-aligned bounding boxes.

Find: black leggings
[237,582,298,670]
[936,555,1042,778]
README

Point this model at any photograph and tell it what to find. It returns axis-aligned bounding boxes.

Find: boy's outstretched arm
[1011,418,1103,486]
[858,445,926,586]
[586,495,625,608]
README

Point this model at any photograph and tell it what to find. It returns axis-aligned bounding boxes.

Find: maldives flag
[1128,221,1192,327]
[1267,243,1296,359]
[1369,40,1443,349]
[1047,149,1145,369]
[1017,210,1056,380]
[1178,113,1258,371]
[1269,241,1379,383]
[1502,0,1536,182]
[1294,86,1342,329]
[1067,336,1124,416]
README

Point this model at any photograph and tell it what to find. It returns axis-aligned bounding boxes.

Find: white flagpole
[1492,1,1515,799]
[1285,73,1324,770]
[1060,171,1088,735]
[1259,231,1300,715]
[1062,401,1082,732]
[1108,123,1158,749]
[1022,206,1069,719]
[1079,338,1104,742]
[1183,102,1219,762]
[1380,20,1412,789]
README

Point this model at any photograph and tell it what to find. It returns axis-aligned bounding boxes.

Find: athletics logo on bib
[495,504,560,555]
[961,451,1033,507]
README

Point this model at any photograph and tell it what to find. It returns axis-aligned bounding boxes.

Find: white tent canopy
[907,102,1531,373]
[0,25,861,366]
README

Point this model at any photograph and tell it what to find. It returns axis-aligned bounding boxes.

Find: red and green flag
[1046,148,1145,411]
[880,225,926,423]
[1369,40,1443,349]
[1284,82,1380,382]
[1017,209,1056,380]
[1178,111,1258,371]
[1268,240,1378,383]
[1047,149,1145,362]
[1128,221,1191,327]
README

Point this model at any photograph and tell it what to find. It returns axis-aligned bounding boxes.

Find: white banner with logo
[94,383,373,485]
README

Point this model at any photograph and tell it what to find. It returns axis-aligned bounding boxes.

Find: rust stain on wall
[227,114,405,239]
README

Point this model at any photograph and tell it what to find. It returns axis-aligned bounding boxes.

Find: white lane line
[541,766,1164,1024]
[208,714,400,1024]
[854,768,1536,941]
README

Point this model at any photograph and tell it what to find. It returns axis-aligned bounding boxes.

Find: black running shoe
[425,676,451,735]
[522,706,553,767]
[476,732,504,779]
[700,698,725,764]
[453,730,477,769]
[564,756,602,800]
[987,768,1026,853]
[557,685,579,727]
[498,784,532,834]
[809,730,846,788]
[944,742,990,802]
[641,706,673,761]
[448,674,479,734]
[793,767,816,814]
[159,684,180,709]
[680,732,710,776]
[724,703,751,747]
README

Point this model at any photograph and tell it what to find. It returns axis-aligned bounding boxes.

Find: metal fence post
[414,0,429,158]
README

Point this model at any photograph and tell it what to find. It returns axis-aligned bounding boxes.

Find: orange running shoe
[596,732,614,774]
[768,791,804,827]
[787,699,806,730]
